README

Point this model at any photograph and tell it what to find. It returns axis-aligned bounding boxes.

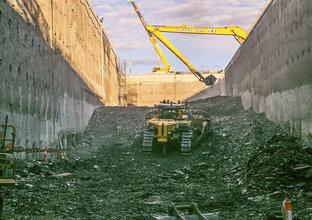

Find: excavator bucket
[153,203,219,220]
[204,75,217,86]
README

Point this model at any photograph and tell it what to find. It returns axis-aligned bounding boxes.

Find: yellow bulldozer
[143,100,211,155]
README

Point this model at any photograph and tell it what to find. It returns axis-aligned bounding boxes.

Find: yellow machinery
[143,100,210,155]
[0,116,17,217]
[129,0,173,74]
[147,25,247,45]
[154,202,218,220]
[129,0,248,86]
[0,121,16,185]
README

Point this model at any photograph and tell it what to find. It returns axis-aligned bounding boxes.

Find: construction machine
[0,116,17,218]
[129,0,247,86]
[154,203,218,220]
[149,199,294,219]
[143,100,211,155]
[128,0,174,74]
[148,25,247,45]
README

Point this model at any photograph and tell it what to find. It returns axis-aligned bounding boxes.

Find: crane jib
[129,0,246,86]
[175,28,216,33]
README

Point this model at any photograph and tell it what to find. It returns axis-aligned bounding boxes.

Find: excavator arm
[145,25,216,85]
[145,25,246,82]
[128,0,172,74]
[151,25,247,44]
[128,0,249,85]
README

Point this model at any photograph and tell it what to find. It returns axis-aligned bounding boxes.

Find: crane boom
[128,0,172,74]
[128,0,251,85]
[145,26,206,83]
[150,25,247,44]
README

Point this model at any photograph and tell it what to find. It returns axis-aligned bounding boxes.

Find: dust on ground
[4,96,312,219]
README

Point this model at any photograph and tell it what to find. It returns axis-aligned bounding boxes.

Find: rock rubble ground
[4,96,312,219]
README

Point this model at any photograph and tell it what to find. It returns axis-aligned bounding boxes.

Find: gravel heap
[4,96,312,219]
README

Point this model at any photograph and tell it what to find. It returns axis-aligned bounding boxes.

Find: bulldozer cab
[146,101,191,122]
[159,108,177,119]
[157,102,190,120]
[0,123,17,185]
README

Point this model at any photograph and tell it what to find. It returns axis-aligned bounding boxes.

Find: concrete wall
[186,77,226,102]
[225,0,312,142]
[0,0,125,150]
[127,73,224,106]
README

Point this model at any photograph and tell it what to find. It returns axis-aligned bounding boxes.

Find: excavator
[129,0,248,86]
[148,25,247,45]
[128,0,173,74]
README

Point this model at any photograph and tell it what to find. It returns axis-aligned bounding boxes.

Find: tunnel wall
[225,0,312,143]
[0,0,126,150]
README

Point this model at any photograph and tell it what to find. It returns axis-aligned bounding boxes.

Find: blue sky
[90,0,266,75]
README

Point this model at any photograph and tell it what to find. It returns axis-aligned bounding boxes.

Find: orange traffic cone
[43,148,47,162]
[282,199,293,220]
[60,150,63,161]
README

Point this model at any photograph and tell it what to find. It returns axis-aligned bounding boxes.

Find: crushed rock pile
[3,96,312,219]
[245,134,312,189]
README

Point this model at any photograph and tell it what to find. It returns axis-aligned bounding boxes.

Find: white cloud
[90,0,266,73]
[126,57,158,65]
[115,40,150,51]
[95,4,113,11]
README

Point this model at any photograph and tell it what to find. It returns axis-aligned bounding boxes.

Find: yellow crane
[129,0,248,85]
[148,25,247,45]
[129,0,173,74]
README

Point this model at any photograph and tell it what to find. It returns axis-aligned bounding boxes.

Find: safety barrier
[13,146,75,161]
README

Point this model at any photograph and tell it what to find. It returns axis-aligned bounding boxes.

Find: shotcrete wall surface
[0,0,124,151]
[225,0,312,140]
[186,77,226,102]
[127,73,224,106]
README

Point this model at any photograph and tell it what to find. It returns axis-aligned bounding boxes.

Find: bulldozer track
[181,130,193,156]
[142,130,154,154]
